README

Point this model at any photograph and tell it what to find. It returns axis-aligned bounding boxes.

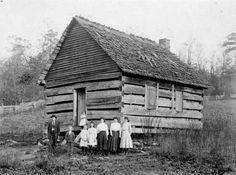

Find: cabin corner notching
[39,16,208,133]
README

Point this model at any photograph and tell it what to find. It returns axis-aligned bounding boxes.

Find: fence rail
[0,100,45,115]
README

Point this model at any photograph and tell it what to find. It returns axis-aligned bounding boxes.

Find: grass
[0,109,47,143]
[151,99,236,174]
[0,148,21,169]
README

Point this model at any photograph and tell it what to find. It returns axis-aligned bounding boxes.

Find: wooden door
[73,88,86,126]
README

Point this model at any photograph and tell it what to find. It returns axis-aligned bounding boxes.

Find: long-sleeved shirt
[110,122,121,131]
[96,122,109,136]
[65,131,75,143]
[110,122,121,136]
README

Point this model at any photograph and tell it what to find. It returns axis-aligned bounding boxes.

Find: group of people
[47,114,133,156]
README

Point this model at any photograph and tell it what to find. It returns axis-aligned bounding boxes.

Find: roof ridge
[75,16,159,46]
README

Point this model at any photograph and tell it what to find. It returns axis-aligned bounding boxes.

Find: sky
[0,0,236,64]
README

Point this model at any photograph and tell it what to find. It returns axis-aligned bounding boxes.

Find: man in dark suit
[48,115,60,153]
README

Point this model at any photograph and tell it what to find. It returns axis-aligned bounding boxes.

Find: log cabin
[38,16,208,133]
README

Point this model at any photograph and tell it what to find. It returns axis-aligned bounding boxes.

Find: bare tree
[221,33,236,98]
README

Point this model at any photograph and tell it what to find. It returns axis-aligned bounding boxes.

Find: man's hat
[51,115,57,119]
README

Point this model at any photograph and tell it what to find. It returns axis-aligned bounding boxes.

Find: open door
[73,88,86,126]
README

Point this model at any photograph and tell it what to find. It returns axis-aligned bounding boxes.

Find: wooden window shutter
[176,91,183,112]
[145,84,157,110]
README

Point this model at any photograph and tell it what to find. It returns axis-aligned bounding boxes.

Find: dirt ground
[0,143,234,175]
[0,144,176,175]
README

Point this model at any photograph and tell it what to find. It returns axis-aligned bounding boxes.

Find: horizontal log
[122,95,144,105]
[87,103,122,110]
[123,84,145,95]
[87,110,121,115]
[46,94,73,105]
[46,112,73,118]
[131,127,167,134]
[159,98,172,107]
[87,96,121,106]
[159,82,172,90]
[46,113,73,125]
[122,76,154,86]
[183,92,203,101]
[131,126,202,134]
[45,80,122,96]
[183,87,203,95]
[87,113,122,120]
[126,116,202,129]
[46,72,121,88]
[159,89,172,98]
[87,90,121,99]
[45,89,72,97]
[86,120,118,128]
[183,101,203,110]
[157,107,172,113]
[46,103,73,113]
[122,105,203,119]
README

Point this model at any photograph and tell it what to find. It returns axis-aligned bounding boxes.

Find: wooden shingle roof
[39,16,208,88]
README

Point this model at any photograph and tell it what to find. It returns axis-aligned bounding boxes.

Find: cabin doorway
[73,88,86,126]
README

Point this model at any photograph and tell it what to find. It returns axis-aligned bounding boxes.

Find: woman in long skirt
[120,117,133,154]
[96,117,109,155]
[109,117,121,154]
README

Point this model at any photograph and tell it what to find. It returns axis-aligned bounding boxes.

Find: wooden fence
[0,100,45,115]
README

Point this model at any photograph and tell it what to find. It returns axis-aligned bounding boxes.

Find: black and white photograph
[0,0,236,174]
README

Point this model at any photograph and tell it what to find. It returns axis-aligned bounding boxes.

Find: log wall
[45,78,122,130]
[121,75,204,133]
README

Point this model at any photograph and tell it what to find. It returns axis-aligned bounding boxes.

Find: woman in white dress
[120,117,133,153]
[75,124,89,155]
[88,121,97,154]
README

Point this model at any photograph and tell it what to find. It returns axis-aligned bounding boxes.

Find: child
[79,112,87,127]
[120,117,133,154]
[88,121,97,155]
[65,125,75,156]
[75,124,89,155]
